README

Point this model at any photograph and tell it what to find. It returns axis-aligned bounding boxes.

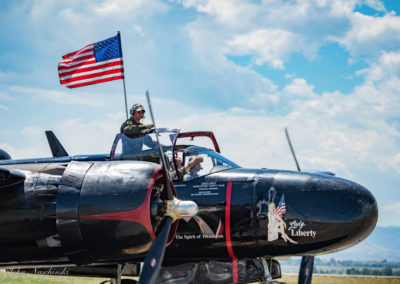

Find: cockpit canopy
[110,128,178,163]
[110,128,240,181]
[181,146,240,180]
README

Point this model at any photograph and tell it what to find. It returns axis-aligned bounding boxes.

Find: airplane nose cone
[263,171,379,255]
[328,176,378,247]
[304,174,378,253]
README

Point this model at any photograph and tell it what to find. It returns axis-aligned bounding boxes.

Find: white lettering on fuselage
[190,182,225,197]
[288,220,317,238]
[175,234,224,240]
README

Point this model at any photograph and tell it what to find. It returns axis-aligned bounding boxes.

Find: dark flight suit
[120,118,154,136]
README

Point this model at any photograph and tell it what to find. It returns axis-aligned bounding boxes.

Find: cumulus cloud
[10,86,107,106]
[179,0,400,70]
[337,12,400,63]
[226,29,306,69]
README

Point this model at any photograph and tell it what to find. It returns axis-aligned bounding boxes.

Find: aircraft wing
[0,167,25,189]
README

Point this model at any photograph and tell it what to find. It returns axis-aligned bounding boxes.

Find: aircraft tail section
[0,149,11,160]
[45,131,69,157]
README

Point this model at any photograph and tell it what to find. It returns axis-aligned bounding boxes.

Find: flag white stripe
[62,50,94,63]
[58,56,96,68]
[63,44,94,59]
[58,58,123,74]
[62,72,124,87]
[59,64,123,80]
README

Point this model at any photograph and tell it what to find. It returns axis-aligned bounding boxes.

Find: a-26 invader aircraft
[0,99,378,284]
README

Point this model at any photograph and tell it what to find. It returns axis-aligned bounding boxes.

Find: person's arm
[122,123,154,135]
[184,156,203,172]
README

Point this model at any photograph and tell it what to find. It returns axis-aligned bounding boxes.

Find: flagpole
[122,76,128,119]
[118,31,129,119]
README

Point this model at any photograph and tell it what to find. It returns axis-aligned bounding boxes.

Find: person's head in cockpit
[120,104,154,136]
[184,156,203,180]
[130,104,145,123]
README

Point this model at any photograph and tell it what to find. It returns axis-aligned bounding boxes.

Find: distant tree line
[345,267,400,276]
[314,258,400,269]
[282,257,400,276]
[314,266,400,276]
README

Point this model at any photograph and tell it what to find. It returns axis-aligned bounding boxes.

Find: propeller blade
[298,255,314,284]
[138,216,173,284]
[285,127,301,172]
[284,128,315,283]
[146,91,174,200]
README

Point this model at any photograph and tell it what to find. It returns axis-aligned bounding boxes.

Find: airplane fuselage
[0,161,378,267]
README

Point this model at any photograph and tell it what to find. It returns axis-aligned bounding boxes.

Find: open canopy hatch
[110,129,239,181]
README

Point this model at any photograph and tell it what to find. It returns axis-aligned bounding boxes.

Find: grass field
[281,274,400,284]
[1,271,400,284]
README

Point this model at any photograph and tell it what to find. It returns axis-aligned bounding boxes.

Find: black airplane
[0,95,378,284]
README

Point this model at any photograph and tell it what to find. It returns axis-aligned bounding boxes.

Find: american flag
[58,34,124,88]
[276,194,286,216]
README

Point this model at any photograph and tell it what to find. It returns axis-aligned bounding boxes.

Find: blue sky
[1,0,400,228]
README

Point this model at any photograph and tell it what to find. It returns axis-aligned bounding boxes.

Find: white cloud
[179,0,400,71]
[132,24,145,37]
[21,126,46,139]
[383,202,400,215]
[93,0,168,17]
[337,11,400,63]
[10,86,107,106]
[362,0,386,12]
[0,92,12,100]
[226,29,305,69]
[0,104,8,110]
[179,0,257,28]
[284,78,315,98]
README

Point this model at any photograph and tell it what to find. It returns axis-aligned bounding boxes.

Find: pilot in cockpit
[171,155,203,180]
[120,104,156,158]
[120,104,154,136]
[183,156,204,181]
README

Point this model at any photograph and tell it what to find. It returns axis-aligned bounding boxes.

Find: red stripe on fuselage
[225,181,238,283]
[80,166,163,241]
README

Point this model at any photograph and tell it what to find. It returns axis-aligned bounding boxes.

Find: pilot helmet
[130,104,145,115]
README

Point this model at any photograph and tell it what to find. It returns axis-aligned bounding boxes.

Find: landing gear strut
[259,257,285,284]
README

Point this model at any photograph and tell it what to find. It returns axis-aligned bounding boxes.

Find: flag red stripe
[58,61,123,77]
[61,71,123,87]
[60,68,124,84]
[62,49,94,62]
[58,59,97,71]
[58,56,96,69]
[59,64,123,80]
[62,44,94,59]
[66,76,124,89]
[58,58,122,73]
[60,54,94,65]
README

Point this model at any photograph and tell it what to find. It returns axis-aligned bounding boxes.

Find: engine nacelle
[0,161,172,267]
